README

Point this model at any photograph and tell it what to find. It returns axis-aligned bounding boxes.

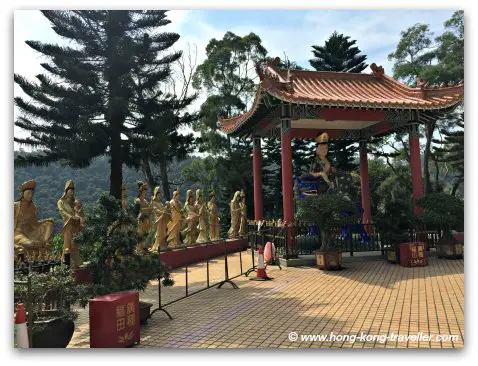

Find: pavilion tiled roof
[219,61,464,134]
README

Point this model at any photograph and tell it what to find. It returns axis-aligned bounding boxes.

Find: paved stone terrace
[69,251,464,348]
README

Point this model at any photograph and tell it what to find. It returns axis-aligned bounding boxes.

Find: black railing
[247,221,443,258]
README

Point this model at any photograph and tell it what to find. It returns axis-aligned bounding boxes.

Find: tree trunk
[433,155,440,193]
[141,156,156,190]
[109,131,123,199]
[423,121,436,195]
[159,152,171,201]
[451,180,461,196]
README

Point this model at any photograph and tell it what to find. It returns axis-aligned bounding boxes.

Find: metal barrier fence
[150,238,256,320]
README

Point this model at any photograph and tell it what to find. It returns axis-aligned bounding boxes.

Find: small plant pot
[139,301,153,325]
[31,312,75,348]
[437,242,464,259]
[74,266,93,284]
[384,244,400,264]
[315,251,342,270]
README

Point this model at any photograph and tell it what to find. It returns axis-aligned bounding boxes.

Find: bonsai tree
[14,265,91,347]
[416,193,464,240]
[75,194,174,297]
[295,191,361,252]
[375,198,414,247]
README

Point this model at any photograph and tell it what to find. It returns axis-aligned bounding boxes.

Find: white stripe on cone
[15,303,29,348]
[256,246,269,279]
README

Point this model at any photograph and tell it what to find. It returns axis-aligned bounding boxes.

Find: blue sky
[14,9,458,144]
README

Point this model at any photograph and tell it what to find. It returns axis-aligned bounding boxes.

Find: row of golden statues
[14,179,248,267]
[132,182,248,252]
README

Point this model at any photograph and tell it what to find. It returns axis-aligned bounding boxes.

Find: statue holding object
[195,189,208,243]
[183,189,199,245]
[167,188,183,248]
[239,190,247,236]
[58,180,84,268]
[151,186,169,252]
[14,179,54,259]
[134,181,153,253]
[208,191,220,241]
[227,191,242,239]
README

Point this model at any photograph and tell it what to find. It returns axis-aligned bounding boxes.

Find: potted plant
[375,199,414,264]
[14,265,90,348]
[417,193,464,259]
[75,194,174,325]
[295,191,360,270]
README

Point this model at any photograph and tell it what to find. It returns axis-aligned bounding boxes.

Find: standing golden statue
[134,181,153,253]
[195,189,208,243]
[207,191,220,241]
[121,184,127,209]
[239,190,247,236]
[167,188,183,248]
[183,189,199,245]
[58,180,84,268]
[227,191,242,239]
[151,186,169,252]
[14,179,54,259]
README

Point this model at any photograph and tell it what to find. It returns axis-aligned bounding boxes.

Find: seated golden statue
[14,179,54,259]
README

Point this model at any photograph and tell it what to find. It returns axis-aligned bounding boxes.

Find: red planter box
[399,242,427,267]
[159,238,248,269]
[89,291,140,348]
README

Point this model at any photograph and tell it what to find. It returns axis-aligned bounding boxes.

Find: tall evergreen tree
[433,111,464,196]
[309,31,368,171]
[309,31,367,73]
[262,137,283,218]
[14,10,185,199]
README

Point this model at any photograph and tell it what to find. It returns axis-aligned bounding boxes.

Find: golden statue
[207,191,220,241]
[151,186,169,252]
[58,180,84,268]
[183,189,199,245]
[167,188,183,248]
[14,179,54,258]
[195,189,208,243]
[239,190,247,236]
[227,191,242,239]
[121,184,127,209]
[311,132,335,188]
[134,181,153,253]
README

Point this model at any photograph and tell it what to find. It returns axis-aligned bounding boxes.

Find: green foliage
[14,266,90,332]
[416,193,464,232]
[14,10,185,198]
[295,191,361,251]
[75,194,174,296]
[309,31,367,73]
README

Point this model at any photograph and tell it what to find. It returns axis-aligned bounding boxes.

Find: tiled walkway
[69,252,464,348]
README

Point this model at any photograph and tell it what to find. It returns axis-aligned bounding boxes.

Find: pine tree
[309,31,367,73]
[309,31,368,171]
[14,10,184,199]
[433,111,464,196]
[262,137,283,218]
[292,139,314,178]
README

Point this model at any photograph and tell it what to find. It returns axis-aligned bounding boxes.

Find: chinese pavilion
[219,58,464,234]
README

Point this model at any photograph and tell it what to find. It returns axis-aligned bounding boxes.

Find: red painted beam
[319,108,385,121]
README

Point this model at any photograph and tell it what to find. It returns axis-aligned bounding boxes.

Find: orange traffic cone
[15,303,29,348]
[250,245,272,281]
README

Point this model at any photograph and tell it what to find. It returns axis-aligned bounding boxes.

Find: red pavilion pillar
[252,137,263,221]
[409,120,424,216]
[280,103,295,253]
[359,140,372,227]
